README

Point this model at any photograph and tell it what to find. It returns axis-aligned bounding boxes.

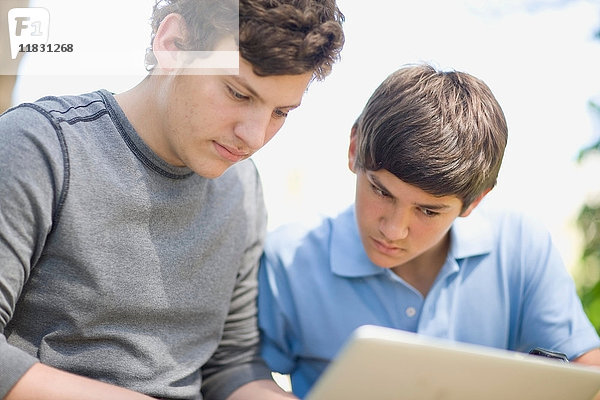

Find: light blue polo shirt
[258,204,600,398]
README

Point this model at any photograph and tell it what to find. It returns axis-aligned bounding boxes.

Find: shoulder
[458,204,552,246]
[213,160,265,214]
[1,91,106,137]
[1,99,55,137]
[2,89,110,150]
[451,204,559,274]
[0,98,75,171]
[480,206,553,248]
[454,204,562,282]
[11,91,106,119]
[266,207,340,249]
[224,158,261,185]
[205,160,263,203]
[263,213,335,271]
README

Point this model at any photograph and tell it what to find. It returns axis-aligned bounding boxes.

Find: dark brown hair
[353,63,508,211]
[146,0,345,80]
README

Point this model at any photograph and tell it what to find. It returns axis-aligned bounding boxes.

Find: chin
[366,252,400,269]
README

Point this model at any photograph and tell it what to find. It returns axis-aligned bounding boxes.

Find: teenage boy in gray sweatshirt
[0,1,344,399]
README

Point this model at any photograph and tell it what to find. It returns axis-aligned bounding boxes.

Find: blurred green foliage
[576,200,600,333]
[576,97,600,333]
[574,19,600,334]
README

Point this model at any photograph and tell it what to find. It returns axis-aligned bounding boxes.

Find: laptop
[305,325,600,400]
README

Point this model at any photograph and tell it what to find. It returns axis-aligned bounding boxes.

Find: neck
[114,75,165,156]
[391,233,450,297]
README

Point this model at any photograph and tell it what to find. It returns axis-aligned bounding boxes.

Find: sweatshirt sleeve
[0,104,66,398]
[200,163,274,400]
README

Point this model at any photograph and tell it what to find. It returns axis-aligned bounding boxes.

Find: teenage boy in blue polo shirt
[257,63,600,398]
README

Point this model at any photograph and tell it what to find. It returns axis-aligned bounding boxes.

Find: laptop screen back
[306,325,600,400]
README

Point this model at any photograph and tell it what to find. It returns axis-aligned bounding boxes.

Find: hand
[573,348,600,367]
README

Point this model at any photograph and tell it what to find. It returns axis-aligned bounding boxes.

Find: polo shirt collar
[330,205,494,278]
[448,207,494,260]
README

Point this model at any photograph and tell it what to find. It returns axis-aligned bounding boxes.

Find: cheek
[264,119,286,143]
[415,220,452,245]
[174,78,230,126]
[166,92,203,134]
[355,194,381,232]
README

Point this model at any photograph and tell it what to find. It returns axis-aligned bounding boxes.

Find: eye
[419,207,439,217]
[370,183,389,198]
[227,85,249,101]
[272,108,289,119]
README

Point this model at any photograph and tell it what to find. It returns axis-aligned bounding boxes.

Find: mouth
[213,141,250,163]
[371,237,403,255]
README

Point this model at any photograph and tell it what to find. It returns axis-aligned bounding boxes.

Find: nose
[379,207,410,242]
[234,109,274,151]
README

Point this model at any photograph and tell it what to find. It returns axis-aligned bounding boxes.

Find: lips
[214,141,250,163]
[371,237,403,256]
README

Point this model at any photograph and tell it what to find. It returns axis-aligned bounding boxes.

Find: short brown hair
[353,63,508,211]
[146,0,345,80]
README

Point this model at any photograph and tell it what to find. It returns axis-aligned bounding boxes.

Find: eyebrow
[229,75,302,110]
[368,173,453,210]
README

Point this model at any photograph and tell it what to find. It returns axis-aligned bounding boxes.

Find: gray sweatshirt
[0,90,272,399]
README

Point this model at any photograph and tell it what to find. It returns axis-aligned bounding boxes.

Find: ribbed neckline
[97,89,195,179]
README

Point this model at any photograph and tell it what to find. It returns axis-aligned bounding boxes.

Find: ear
[152,13,188,71]
[459,187,492,217]
[348,124,358,173]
